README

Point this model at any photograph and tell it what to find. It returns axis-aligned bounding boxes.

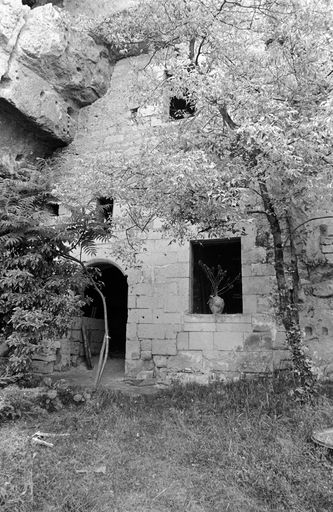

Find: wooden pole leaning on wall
[81,326,93,370]
[94,289,109,388]
[58,255,109,388]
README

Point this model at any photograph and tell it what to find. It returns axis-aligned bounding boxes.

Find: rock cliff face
[0,0,113,162]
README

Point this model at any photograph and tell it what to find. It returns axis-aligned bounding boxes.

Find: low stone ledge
[184,313,252,324]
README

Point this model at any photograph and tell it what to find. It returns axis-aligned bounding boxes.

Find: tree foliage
[0,160,112,374]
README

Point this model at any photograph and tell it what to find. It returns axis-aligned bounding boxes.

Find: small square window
[191,239,242,314]
[96,197,114,222]
[169,96,195,120]
[46,203,59,216]
[44,197,59,216]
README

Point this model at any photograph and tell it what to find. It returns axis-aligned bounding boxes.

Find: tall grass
[1,376,333,511]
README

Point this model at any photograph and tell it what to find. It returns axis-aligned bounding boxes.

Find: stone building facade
[1,0,332,382]
[51,52,333,383]
[47,51,287,382]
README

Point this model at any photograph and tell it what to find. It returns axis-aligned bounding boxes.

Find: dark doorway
[83,262,128,357]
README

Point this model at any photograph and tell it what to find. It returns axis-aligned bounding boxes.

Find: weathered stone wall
[299,220,333,379]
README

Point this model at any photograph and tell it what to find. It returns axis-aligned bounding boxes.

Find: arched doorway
[83,261,128,358]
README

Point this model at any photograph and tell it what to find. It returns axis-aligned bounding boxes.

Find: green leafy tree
[89,0,333,390]
[0,160,111,377]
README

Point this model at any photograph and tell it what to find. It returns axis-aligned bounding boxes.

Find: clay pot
[208,295,225,314]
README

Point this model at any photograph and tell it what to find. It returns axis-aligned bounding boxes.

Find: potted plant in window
[198,260,240,314]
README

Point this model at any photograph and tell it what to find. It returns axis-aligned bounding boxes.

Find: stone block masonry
[120,216,289,381]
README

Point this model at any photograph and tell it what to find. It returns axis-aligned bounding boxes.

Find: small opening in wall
[169,96,195,120]
[305,326,313,336]
[96,197,114,222]
[46,202,59,216]
[55,347,61,365]
[44,193,60,216]
[130,106,139,122]
[191,239,242,314]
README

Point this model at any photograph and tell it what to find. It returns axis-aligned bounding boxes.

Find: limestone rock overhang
[0,0,114,146]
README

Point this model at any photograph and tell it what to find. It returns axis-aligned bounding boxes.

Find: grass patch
[1,376,333,511]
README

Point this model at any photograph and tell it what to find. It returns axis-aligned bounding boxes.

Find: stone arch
[83,259,128,358]
[86,258,126,276]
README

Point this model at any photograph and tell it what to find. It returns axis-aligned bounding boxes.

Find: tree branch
[282,216,333,249]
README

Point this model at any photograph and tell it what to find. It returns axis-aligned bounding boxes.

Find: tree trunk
[258,182,314,389]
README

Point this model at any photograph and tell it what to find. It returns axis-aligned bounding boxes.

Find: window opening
[44,196,59,216]
[46,202,59,216]
[97,197,114,221]
[169,96,195,120]
[166,70,195,120]
[191,239,242,314]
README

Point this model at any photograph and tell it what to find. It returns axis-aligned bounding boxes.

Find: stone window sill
[184,313,252,324]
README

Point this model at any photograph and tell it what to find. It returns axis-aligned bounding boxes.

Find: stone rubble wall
[31,317,104,373]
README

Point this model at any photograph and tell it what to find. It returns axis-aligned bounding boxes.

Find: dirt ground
[51,357,164,396]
